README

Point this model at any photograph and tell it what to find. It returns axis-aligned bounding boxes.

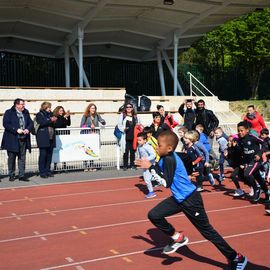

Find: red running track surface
[0,176,269,270]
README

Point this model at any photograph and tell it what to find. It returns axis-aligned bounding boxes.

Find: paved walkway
[0,168,142,189]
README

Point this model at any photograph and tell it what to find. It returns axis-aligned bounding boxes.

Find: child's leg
[219,153,225,176]
[148,196,183,236]
[144,169,154,193]
[196,163,204,189]
[181,191,237,261]
[231,167,241,189]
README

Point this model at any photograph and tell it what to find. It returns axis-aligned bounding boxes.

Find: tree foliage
[180,8,270,99]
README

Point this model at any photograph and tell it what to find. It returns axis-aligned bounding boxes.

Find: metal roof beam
[85,28,165,40]
[82,41,152,51]
[142,0,232,60]
[0,34,61,46]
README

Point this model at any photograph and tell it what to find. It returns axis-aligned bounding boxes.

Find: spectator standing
[80,103,106,129]
[150,112,170,139]
[53,106,71,132]
[53,106,71,172]
[1,98,33,181]
[194,99,219,138]
[36,102,57,178]
[178,99,196,130]
[80,103,106,171]
[118,103,139,171]
[243,105,266,136]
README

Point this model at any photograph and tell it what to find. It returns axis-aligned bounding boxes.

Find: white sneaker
[248,187,254,196]
[233,189,245,197]
[196,186,204,192]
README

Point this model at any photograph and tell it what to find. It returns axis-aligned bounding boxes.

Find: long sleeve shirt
[150,152,196,203]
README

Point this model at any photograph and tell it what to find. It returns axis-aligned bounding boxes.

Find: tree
[180,8,270,99]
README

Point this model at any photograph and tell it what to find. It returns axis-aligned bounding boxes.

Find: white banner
[52,133,100,163]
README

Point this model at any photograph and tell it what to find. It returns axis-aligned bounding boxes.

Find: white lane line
[0,198,163,220]
[33,231,47,241]
[0,187,138,204]
[0,204,260,244]
[39,228,270,270]
[0,181,229,204]
[0,191,243,221]
[0,175,141,191]
[11,213,22,220]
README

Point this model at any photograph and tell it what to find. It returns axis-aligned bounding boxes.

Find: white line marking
[0,192,246,221]
[75,266,85,270]
[0,198,162,220]
[11,213,21,220]
[33,231,47,241]
[65,257,74,263]
[0,204,261,244]
[0,175,141,191]
[0,187,138,204]
[39,228,270,270]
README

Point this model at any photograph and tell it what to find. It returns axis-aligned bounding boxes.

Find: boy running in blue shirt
[135,130,247,270]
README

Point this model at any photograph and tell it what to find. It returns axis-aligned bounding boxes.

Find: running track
[0,175,269,270]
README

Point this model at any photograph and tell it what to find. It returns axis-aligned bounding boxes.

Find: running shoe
[229,253,247,270]
[233,189,245,197]
[251,188,262,202]
[196,186,204,192]
[145,192,156,199]
[163,234,189,255]
[208,173,215,186]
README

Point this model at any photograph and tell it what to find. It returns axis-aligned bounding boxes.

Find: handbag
[114,125,123,140]
[31,117,40,135]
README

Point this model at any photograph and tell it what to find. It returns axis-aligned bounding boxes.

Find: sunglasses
[126,106,133,108]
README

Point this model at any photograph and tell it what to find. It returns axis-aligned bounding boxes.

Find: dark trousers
[38,141,54,176]
[195,162,211,187]
[148,191,237,260]
[123,140,135,168]
[7,140,26,178]
[244,162,268,193]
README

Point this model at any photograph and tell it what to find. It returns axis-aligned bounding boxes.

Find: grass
[229,100,270,121]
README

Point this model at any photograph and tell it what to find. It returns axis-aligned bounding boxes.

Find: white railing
[0,127,121,175]
[187,71,240,124]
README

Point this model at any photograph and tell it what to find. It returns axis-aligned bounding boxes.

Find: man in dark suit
[1,98,33,181]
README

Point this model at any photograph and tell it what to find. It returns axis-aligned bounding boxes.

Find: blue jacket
[36,110,56,148]
[1,106,33,153]
[199,132,211,153]
[151,152,196,203]
[137,143,156,164]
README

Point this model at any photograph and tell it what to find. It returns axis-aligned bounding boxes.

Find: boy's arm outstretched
[135,155,176,188]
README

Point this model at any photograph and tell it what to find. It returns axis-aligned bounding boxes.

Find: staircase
[187,72,241,125]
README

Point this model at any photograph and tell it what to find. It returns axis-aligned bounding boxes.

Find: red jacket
[243,111,266,135]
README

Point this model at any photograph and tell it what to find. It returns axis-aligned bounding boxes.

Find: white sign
[52,134,100,163]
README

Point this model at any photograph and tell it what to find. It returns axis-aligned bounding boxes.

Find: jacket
[195,108,219,136]
[243,111,266,135]
[178,103,196,130]
[36,110,56,148]
[1,106,33,153]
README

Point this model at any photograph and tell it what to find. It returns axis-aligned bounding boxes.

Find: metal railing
[187,71,241,124]
[0,127,120,175]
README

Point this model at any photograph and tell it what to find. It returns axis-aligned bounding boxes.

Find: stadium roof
[0,0,269,62]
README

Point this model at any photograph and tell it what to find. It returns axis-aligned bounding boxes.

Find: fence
[0,123,265,176]
[0,126,120,175]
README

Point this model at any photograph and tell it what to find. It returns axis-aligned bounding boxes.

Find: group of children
[137,118,270,208]
[133,110,270,270]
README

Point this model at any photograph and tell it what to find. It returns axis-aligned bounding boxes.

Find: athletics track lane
[0,176,269,270]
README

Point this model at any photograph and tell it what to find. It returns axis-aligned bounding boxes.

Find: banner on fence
[52,134,100,162]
